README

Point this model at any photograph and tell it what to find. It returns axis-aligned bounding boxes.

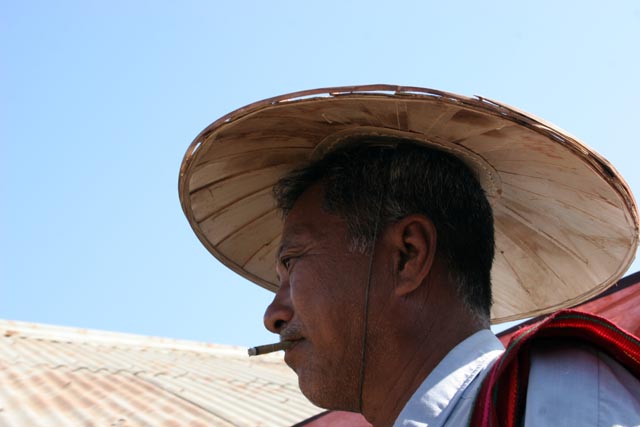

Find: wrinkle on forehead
[277,182,347,260]
[277,223,327,260]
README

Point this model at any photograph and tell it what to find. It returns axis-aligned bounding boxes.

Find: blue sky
[2,1,640,347]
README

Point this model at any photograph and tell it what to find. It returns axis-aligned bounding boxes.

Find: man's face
[263,183,371,410]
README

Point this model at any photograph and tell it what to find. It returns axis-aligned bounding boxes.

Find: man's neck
[360,306,486,427]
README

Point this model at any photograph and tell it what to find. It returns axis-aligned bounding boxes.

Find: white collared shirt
[394,329,503,427]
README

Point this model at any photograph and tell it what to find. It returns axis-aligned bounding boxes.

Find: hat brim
[179,85,639,323]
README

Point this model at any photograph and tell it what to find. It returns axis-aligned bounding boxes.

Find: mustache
[279,323,303,342]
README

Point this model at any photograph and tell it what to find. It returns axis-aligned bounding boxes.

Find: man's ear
[387,215,437,297]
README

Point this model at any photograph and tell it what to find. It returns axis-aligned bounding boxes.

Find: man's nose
[263,283,293,334]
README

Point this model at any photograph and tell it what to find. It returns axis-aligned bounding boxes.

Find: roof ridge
[0,319,250,357]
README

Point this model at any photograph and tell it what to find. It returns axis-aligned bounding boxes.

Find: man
[265,141,500,426]
[179,85,640,425]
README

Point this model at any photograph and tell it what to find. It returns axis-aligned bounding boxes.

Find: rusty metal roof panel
[0,320,321,427]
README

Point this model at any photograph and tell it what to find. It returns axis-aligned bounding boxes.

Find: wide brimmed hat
[179,85,638,323]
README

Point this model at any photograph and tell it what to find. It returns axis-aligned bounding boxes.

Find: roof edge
[0,319,267,358]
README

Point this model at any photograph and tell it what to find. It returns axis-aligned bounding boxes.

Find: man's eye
[281,257,293,269]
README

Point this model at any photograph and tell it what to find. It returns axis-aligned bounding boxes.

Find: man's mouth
[281,336,305,363]
[281,336,303,349]
[280,326,304,347]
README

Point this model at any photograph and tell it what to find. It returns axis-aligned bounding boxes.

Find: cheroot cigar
[248,341,293,356]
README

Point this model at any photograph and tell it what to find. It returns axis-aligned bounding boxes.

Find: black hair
[274,138,494,319]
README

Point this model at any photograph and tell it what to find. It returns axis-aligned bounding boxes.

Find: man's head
[274,138,495,320]
[263,138,495,411]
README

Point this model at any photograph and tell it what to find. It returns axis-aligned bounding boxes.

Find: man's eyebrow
[275,239,297,260]
[276,226,315,260]
[276,237,294,261]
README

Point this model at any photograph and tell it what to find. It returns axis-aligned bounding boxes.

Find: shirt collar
[394,329,504,427]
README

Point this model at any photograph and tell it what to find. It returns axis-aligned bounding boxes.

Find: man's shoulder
[525,339,640,426]
[470,310,640,426]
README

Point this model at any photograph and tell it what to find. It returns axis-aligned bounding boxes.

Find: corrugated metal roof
[0,320,322,427]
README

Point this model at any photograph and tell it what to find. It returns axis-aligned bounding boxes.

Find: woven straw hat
[179,85,638,323]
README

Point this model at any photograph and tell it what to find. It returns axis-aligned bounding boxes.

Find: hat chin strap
[357,172,386,414]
